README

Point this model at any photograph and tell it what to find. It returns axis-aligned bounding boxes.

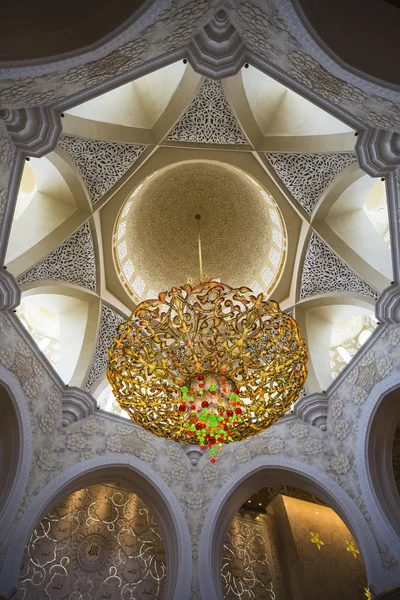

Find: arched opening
[67,61,188,130]
[0,458,191,600]
[6,153,90,277]
[294,0,400,88]
[222,486,368,599]
[15,286,100,386]
[198,458,382,600]
[319,175,392,288]
[366,386,400,537]
[294,296,376,393]
[17,482,167,599]
[0,383,21,521]
[0,0,148,64]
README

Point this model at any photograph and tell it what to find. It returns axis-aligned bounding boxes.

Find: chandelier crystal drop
[107,281,308,462]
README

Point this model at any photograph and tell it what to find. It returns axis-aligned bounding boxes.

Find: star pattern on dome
[6,61,390,414]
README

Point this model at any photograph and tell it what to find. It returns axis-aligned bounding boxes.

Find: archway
[198,457,383,600]
[222,485,368,599]
[0,366,32,542]
[0,455,191,600]
[17,482,167,598]
[357,373,400,559]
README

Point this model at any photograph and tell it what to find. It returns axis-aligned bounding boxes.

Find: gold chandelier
[108,217,308,462]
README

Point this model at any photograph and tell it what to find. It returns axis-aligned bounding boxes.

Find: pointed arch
[198,456,384,600]
[0,455,192,600]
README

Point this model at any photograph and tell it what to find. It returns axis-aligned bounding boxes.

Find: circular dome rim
[112,159,287,304]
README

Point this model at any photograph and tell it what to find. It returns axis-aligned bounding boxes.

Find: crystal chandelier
[108,217,308,462]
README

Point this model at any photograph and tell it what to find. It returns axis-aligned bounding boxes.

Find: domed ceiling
[6,60,392,415]
[114,161,286,298]
[0,0,148,64]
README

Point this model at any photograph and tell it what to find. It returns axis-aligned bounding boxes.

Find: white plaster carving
[355,128,400,177]
[0,107,62,158]
[187,9,246,78]
[58,136,146,204]
[265,152,357,215]
[0,268,20,310]
[18,222,96,291]
[300,233,378,300]
[85,305,125,391]
[166,78,248,145]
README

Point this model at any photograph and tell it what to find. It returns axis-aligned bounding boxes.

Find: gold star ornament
[345,539,360,558]
[310,532,324,550]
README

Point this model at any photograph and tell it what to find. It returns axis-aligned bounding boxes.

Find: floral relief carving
[1,307,400,585]
[330,454,352,475]
[85,304,125,391]
[265,153,356,215]
[17,221,96,291]
[300,233,378,300]
[58,136,146,205]
[166,78,248,145]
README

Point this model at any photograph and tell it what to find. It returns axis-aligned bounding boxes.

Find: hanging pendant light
[107,215,308,462]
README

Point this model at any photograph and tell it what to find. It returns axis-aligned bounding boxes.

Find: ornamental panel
[17,484,166,600]
[58,136,146,205]
[85,304,125,391]
[222,512,280,600]
[266,153,357,215]
[17,221,96,291]
[300,232,378,300]
[166,78,248,145]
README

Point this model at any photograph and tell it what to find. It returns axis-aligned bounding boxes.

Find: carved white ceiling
[266,153,357,215]
[85,304,125,391]
[166,78,248,145]
[300,232,378,300]
[18,221,97,291]
[58,136,146,205]
[6,61,390,399]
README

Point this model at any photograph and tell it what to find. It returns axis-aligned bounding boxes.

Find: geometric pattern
[58,135,146,205]
[166,78,248,145]
[266,153,357,215]
[17,221,97,291]
[85,304,125,391]
[300,232,378,300]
